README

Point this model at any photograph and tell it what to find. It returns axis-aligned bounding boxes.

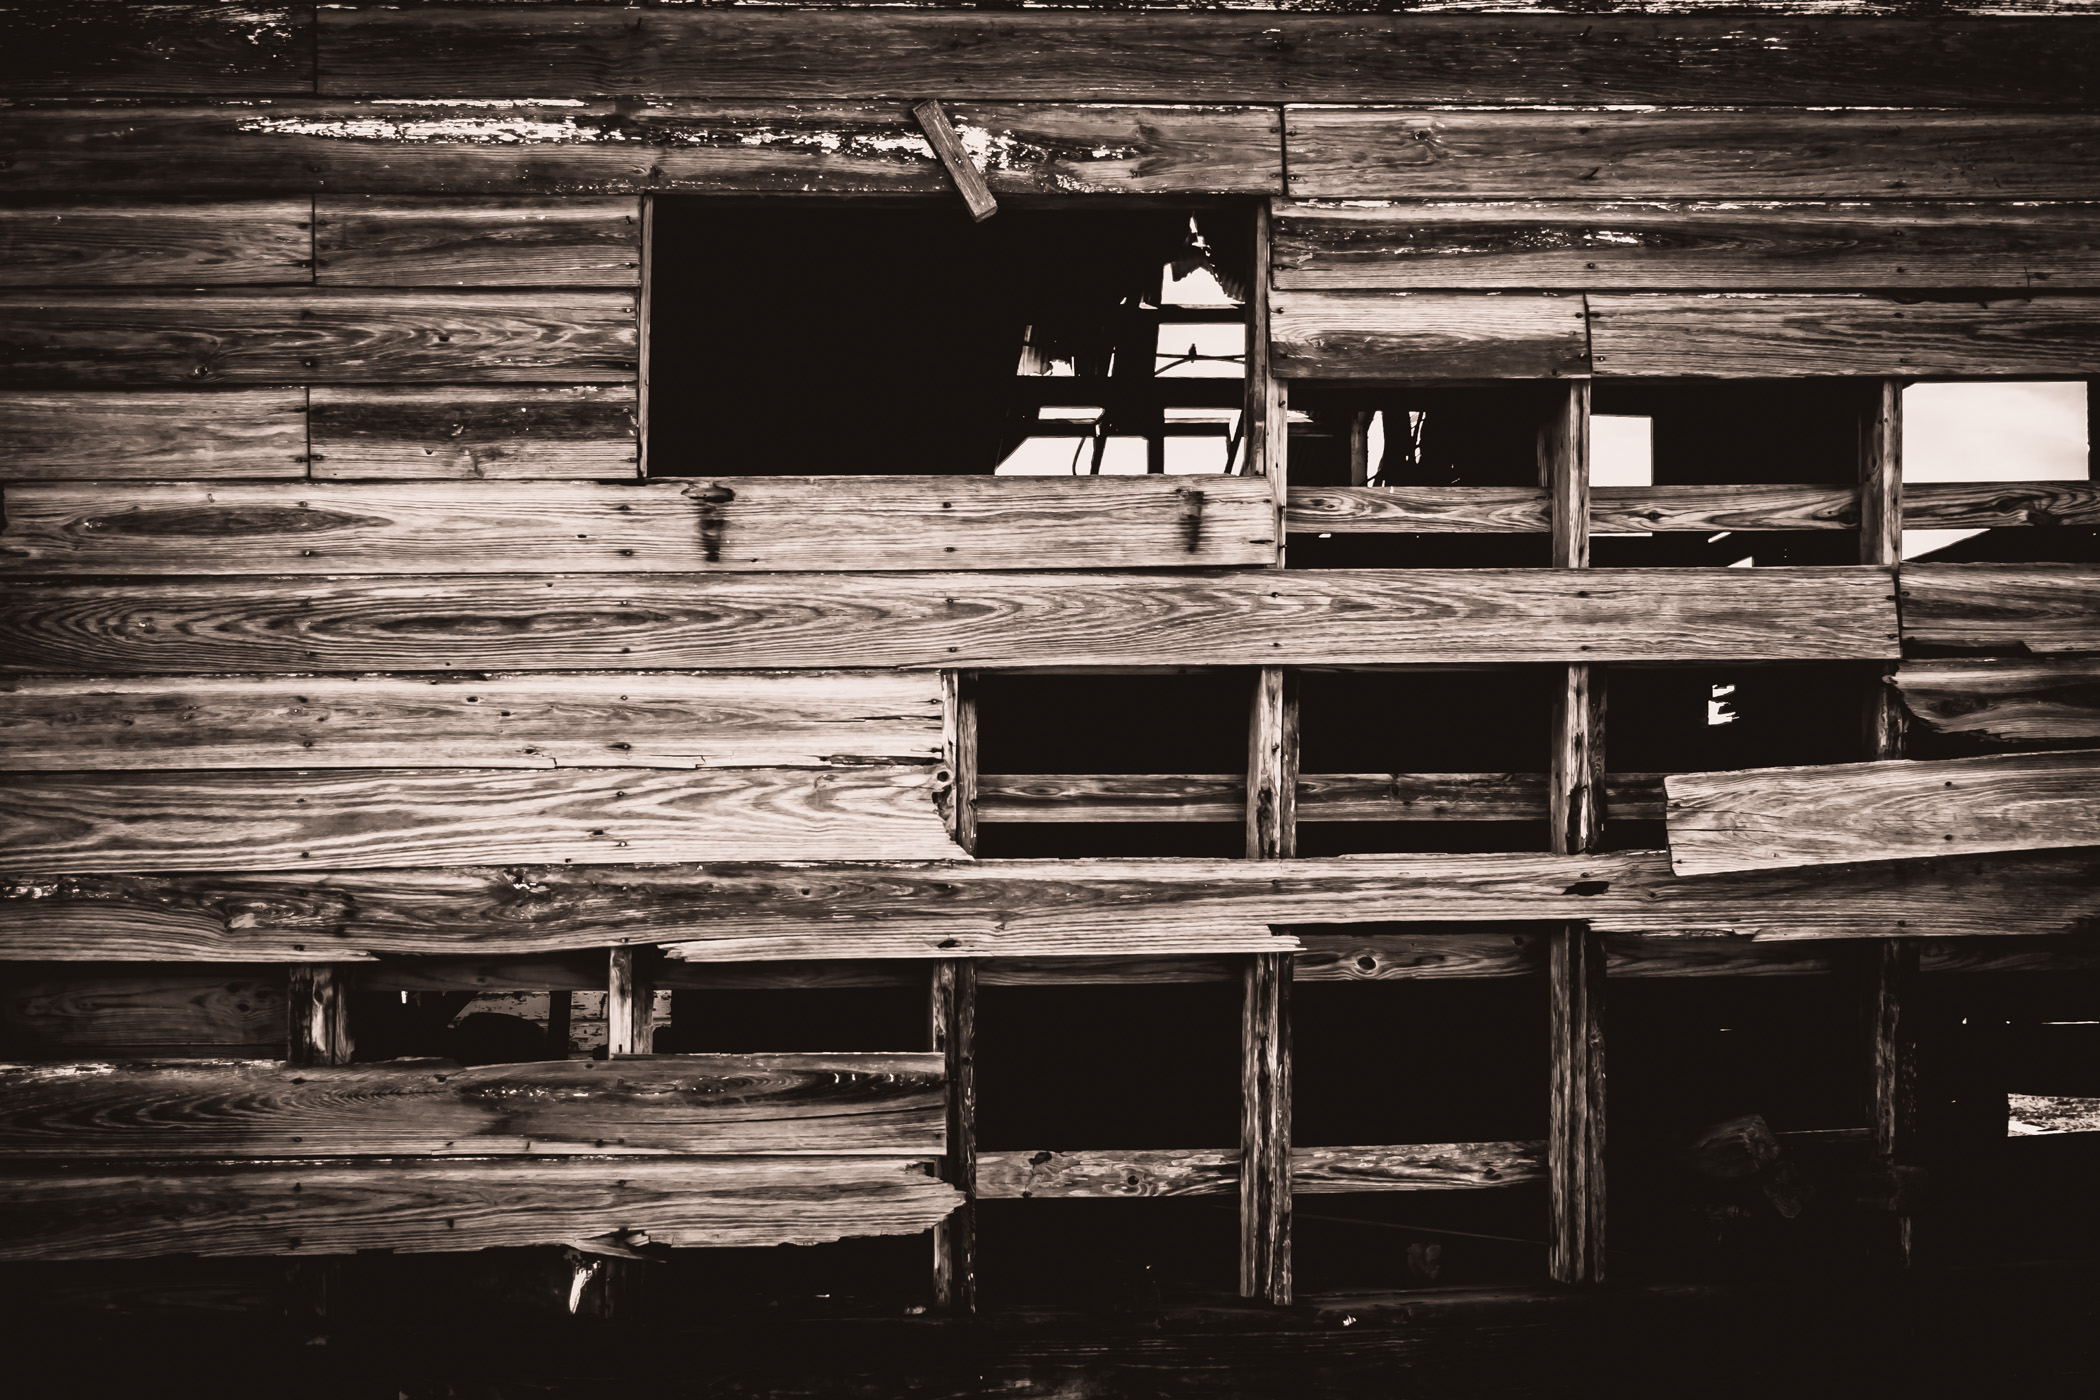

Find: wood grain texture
[0,289,636,386]
[0,672,944,773]
[929,957,975,1313]
[1271,291,1589,379]
[1240,952,1291,1304]
[1285,109,2100,201]
[0,1155,960,1260]
[1586,294,2100,377]
[1246,667,1298,860]
[0,2,312,97]
[1901,564,2100,655]
[1894,658,2100,746]
[913,100,997,224]
[1549,925,1605,1286]
[0,765,963,874]
[315,197,640,287]
[0,1053,944,1158]
[0,389,307,479]
[0,476,1276,574]
[1272,200,2100,291]
[1665,748,2100,875]
[0,569,1898,674]
[0,966,285,1054]
[309,385,636,479]
[0,203,311,287]
[0,101,1280,197]
[606,944,652,1058]
[286,964,351,1068]
[977,772,1666,823]
[978,1141,1545,1200]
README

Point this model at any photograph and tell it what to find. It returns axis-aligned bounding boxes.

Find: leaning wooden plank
[977,1142,1545,1200]
[1586,294,2100,378]
[1894,658,2100,747]
[0,476,1277,573]
[0,289,635,386]
[0,2,312,97]
[0,766,963,873]
[0,966,286,1056]
[976,773,1666,823]
[0,672,944,773]
[315,197,640,288]
[0,1054,944,1157]
[1271,201,2100,292]
[0,203,311,287]
[1900,564,2100,655]
[0,1156,961,1261]
[0,101,1281,197]
[308,385,636,480]
[0,568,1899,674]
[1665,749,2100,876]
[1284,109,2100,201]
[1270,292,1589,380]
[0,389,307,479]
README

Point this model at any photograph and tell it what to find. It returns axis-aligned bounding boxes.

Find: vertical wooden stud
[547,989,572,1058]
[931,959,977,1313]
[1861,378,1905,758]
[287,965,352,1067]
[635,194,653,479]
[1246,667,1299,863]
[942,670,978,856]
[608,946,654,1057]
[1242,665,1296,1304]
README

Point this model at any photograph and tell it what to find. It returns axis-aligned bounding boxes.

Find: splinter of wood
[912,100,997,223]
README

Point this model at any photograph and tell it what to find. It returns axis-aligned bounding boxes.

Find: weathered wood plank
[1586,294,2100,377]
[1272,201,2100,291]
[930,957,976,1313]
[978,1141,1545,1200]
[0,672,944,773]
[0,389,308,480]
[1285,109,2100,200]
[977,773,1666,822]
[0,3,312,97]
[0,476,1278,573]
[0,966,285,1054]
[1240,951,1291,1304]
[1271,292,1589,379]
[0,101,1281,197]
[315,197,640,288]
[1666,748,2100,876]
[286,964,351,1068]
[0,290,636,386]
[0,1053,944,1157]
[0,1156,961,1260]
[1549,925,1606,1286]
[308,385,634,480]
[1894,658,2100,747]
[1900,565,2100,655]
[0,569,1898,674]
[0,766,963,874]
[0,203,310,287]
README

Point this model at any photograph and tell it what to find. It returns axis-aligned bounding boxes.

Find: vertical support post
[635,194,653,479]
[1861,378,1905,759]
[931,960,977,1313]
[1873,939,1920,1265]
[607,946,653,1057]
[547,989,572,1058]
[942,670,978,856]
[287,965,352,1067]
[1242,667,1296,1303]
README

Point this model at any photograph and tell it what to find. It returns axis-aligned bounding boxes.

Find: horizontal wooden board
[312,11,2100,107]
[0,765,961,873]
[1586,294,2100,377]
[0,672,944,772]
[1271,201,2100,291]
[0,965,285,1055]
[0,101,1281,197]
[977,772,1665,822]
[1271,291,1589,379]
[315,197,640,287]
[0,1053,943,1158]
[1894,658,2100,746]
[308,385,635,479]
[0,289,636,386]
[1666,748,2100,875]
[0,1155,959,1260]
[0,3,312,97]
[0,476,1277,573]
[0,203,310,287]
[0,568,1899,673]
[977,1141,1545,1199]
[1901,564,2100,655]
[0,389,307,479]
[1284,109,2100,200]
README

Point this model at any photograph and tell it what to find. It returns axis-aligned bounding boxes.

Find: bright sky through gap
[1901,381,2088,558]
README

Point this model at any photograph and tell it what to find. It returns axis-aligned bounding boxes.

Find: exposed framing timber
[911,101,998,223]
[930,959,977,1314]
[607,946,653,1057]
[286,965,352,1068]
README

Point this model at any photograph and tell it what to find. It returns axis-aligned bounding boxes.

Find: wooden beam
[1894,658,2100,748]
[0,203,312,286]
[606,947,654,1058]
[1900,565,2100,655]
[1548,926,1606,1286]
[979,1142,1546,1200]
[978,772,1667,824]
[930,959,976,1314]
[314,197,640,287]
[911,101,997,223]
[1872,939,1920,1266]
[1271,292,1590,380]
[1861,379,1906,758]
[1240,951,1291,1305]
[286,964,352,1068]
[0,389,308,480]
[309,386,637,480]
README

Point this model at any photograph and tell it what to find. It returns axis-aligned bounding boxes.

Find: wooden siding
[314,197,641,287]
[0,389,308,479]
[1901,565,2100,655]
[1894,658,2100,747]
[0,203,312,286]
[309,386,636,480]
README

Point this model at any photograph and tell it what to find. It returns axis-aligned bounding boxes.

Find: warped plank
[1901,564,2100,655]
[1271,291,1589,379]
[7,848,2099,963]
[0,672,944,772]
[315,197,640,287]
[0,766,962,873]
[1285,109,2100,200]
[1586,294,2100,377]
[0,289,636,386]
[0,966,285,1055]
[0,2,312,97]
[0,101,1280,197]
[0,476,1277,573]
[0,203,311,287]
[977,1142,1545,1200]
[1894,658,2100,746]
[0,1053,943,1157]
[0,389,307,479]
[0,1156,960,1260]
[1666,748,2100,875]
[976,773,1666,822]
[1271,201,2100,291]
[309,385,636,480]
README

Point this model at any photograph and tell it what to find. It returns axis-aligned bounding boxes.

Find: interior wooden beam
[979,1142,1547,1200]
[285,965,352,1068]
[606,946,654,1058]
[1872,939,1920,1267]
[1241,666,1296,1305]
[977,772,1667,824]
[930,959,977,1315]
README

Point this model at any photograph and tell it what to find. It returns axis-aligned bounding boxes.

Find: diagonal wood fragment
[911,100,997,222]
